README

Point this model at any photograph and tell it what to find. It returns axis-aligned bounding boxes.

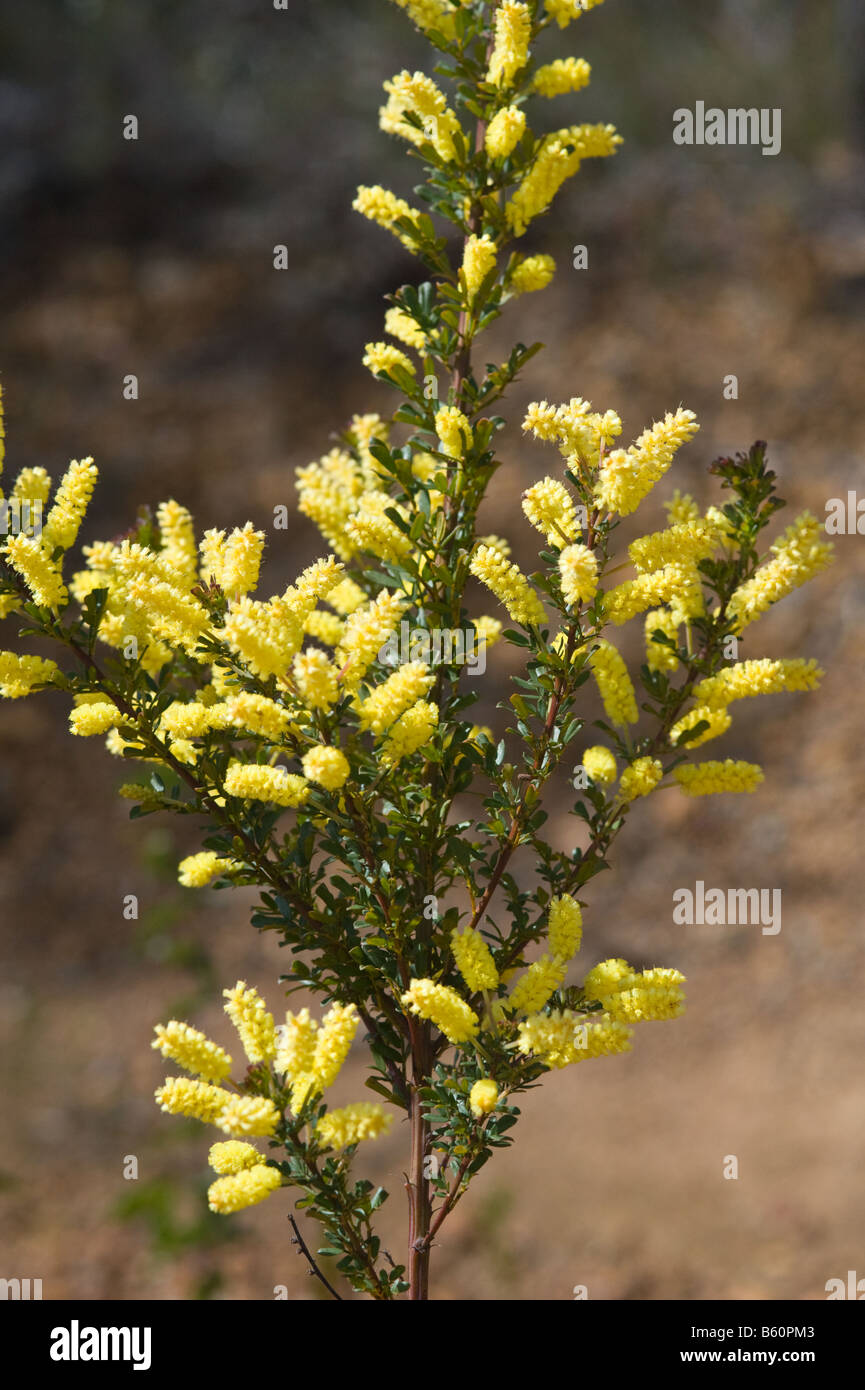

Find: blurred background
[1,0,863,1300]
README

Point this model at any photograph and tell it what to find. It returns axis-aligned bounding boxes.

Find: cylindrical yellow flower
[547,895,582,961]
[401,978,479,1044]
[68,698,123,737]
[302,745,351,791]
[558,543,597,606]
[435,405,473,459]
[451,927,499,992]
[462,233,497,303]
[673,759,764,796]
[522,477,579,545]
[594,409,700,517]
[358,661,435,734]
[363,341,415,380]
[692,658,823,710]
[352,184,422,249]
[223,981,278,1064]
[487,1,531,86]
[581,744,617,785]
[485,105,526,159]
[154,1076,231,1125]
[509,253,556,294]
[508,955,567,1015]
[669,706,731,749]
[152,1022,232,1084]
[532,57,591,98]
[224,762,309,809]
[42,457,99,552]
[469,544,546,627]
[379,698,439,767]
[0,651,59,699]
[469,1079,499,1118]
[336,590,406,691]
[293,648,340,709]
[618,756,663,802]
[384,306,426,351]
[316,1102,393,1149]
[214,1095,280,1138]
[208,1164,282,1213]
[311,1002,359,1092]
[644,608,680,673]
[588,639,638,725]
[275,1008,319,1082]
[5,534,68,608]
[208,1140,265,1175]
[517,1009,632,1069]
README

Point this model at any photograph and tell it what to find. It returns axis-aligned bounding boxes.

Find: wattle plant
[0,0,832,1301]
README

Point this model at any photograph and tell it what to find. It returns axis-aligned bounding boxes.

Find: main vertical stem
[407,1022,432,1299]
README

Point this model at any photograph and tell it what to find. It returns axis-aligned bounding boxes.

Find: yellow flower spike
[532,57,591,98]
[345,492,413,563]
[380,70,462,161]
[587,639,638,726]
[154,1076,232,1125]
[326,577,367,617]
[312,1002,359,1091]
[644,608,680,673]
[673,759,764,796]
[401,978,479,1044]
[594,409,700,517]
[547,895,582,961]
[152,1022,233,1084]
[462,233,497,303]
[68,699,124,737]
[558,543,598,606]
[156,500,198,587]
[516,1009,631,1069]
[487,1,531,87]
[522,477,580,545]
[0,651,59,699]
[363,341,416,381]
[508,955,567,1015]
[222,980,278,1064]
[301,745,351,791]
[293,648,341,709]
[223,762,309,808]
[384,306,427,351]
[352,184,423,250]
[208,1165,282,1213]
[41,457,98,553]
[435,405,473,459]
[178,851,240,888]
[545,0,606,29]
[509,253,555,294]
[388,0,457,40]
[693,657,823,710]
[451,927,499,992]
[628,518,720,575]
[208,1141,265,1175]
[358,661,435,734]
[618,756,663,802]
[380,698,439,766]
[485,105,526,159]
[4,534,68,608]
[726,513,833,630]
[275,1008,319,1082]
[214,1095,280,1139]
[505,138,582,236]
[669,706,731,749]
[469,544,546,627]
[581,744,617,785]
[316,1102,393,1149]
[469,1079,499,1118]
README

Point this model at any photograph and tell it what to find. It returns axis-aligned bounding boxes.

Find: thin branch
[287,1213,344,1301]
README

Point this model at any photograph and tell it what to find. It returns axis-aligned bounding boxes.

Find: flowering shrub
[0,0,832,1300]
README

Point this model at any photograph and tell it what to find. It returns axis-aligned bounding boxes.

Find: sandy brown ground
[1,142,863,1299]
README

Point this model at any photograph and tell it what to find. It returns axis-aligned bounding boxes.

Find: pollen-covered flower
[316,1102,393,1149]
[388,0,457,41]
[0,647,58,695]
[301,745,350,791]
[644,609,680,673]
[156,500,198,587]
[516,1009,631,1069]
[224,762,309,809]
[674,759,764,796]
[208,1164,282,1213]
[223,981,278,1064]
[505,138,581,236]
[452,927,499,992]
[363,341,415,381]
[160,700,223,741]
[581,744,617,785]
[68,697,123,737]
[152,1022,233,1084]
[312,1003,359,1091]
[469,544,546,626]
[345,492,412,564]
[200,522,265,597]
[522,477,579,544]
[380,698,439,766]
[469,1079,499,1118]
[558,543,598,606]
[352,184,422,249]
[462,234,497,303]
[603,563,699,626]
[384,306,426,351]
[726,513,833,630]
[618,756,663,802]
[487,1,531,87]
[604,967,686,1023]
[594,409,700,517]
[692,657,823,710]
[588,639,638,725]
[293,648,340,709]
[214,1095,280,1139]
[509,253,556,294]
[41,457,99,552]
[223,691,291,741]
[508,955,567,1015]
[435,406,473,459]
[155,1076,231,1125]
[358,661,434,734]
[208,1140,265,1175]
[337,590,406,690]
[401,978,479,1044]
[669,706,731,749]
[628,519,719,574]
[547,895,582,960]
[178,851,239,888]
[532,57,591,98]
[275,1008,318,1082]
[5,534,68,608]
[327,578,367,617]
[485,105,526,159]
[380,69,462,160]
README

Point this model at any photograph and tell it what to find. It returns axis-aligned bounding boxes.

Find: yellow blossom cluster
[469,544,546,627]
